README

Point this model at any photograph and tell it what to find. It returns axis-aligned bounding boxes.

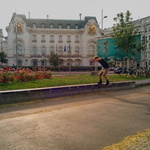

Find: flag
[64,45,66,52]
[56,44,58,52]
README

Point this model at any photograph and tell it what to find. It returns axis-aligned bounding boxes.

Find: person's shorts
[98,68,109,76]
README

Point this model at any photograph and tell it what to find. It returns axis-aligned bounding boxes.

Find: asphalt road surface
[0,86,150,150]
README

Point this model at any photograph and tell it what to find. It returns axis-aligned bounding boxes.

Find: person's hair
[93,56,99,60]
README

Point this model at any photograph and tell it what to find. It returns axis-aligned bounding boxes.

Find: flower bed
[0,68,52,83]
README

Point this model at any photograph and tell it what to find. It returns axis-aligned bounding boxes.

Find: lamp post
[101,9,107,35]
[15,19,18,70]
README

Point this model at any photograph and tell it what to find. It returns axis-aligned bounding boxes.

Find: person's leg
[103,68,110,85]
[98,69,103,84]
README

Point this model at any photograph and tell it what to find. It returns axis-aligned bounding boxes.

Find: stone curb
[0,81,136,105]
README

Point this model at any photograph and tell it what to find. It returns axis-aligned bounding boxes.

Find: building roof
[11,13,98,29]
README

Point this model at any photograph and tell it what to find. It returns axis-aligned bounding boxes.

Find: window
[75,24,79,29]
[41,46,46,55]
[50,24,54,28]
[33,60,38,66]
[59,35,63,42]
[50,35,54,42]
[32,46,38,55]
[17,44,23,55]
[149,35,150,40]
[75,47,79,54]
[41,35,46,42]
[67,35,71,42]
[41,60,46,66]
[50,46,55,53]
[89,45,95,55]
[75,35,79,42]
[67,24,71,29]
[32,35,37,42]
[59,46,63,52]
[33,23,36,28]
[18,60,22,66]
[41,23,45,28]
[75,59,81,66]
[58,24,62,29]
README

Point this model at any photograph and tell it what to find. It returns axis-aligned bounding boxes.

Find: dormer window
[41,23,45,28]
[75,24,79,29]
[58,24,62,29]
[50,24,54,28]
[33,23,36,28]
[67,24,71,29]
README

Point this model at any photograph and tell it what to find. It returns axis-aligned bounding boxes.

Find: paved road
[0,86,150,150]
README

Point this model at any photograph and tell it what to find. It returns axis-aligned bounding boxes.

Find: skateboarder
[91,56,110,85]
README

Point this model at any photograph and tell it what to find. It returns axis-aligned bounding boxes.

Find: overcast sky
[0,0,149,36]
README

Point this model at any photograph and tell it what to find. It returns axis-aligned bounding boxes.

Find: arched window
[17,44,23,55]
[75,59,81,66]
[41,23,45,28]
[33,60,38,66]
[58,24,62,29]
[75,24,79,29]
[49,24,54,28]
[67,24,71,29]
[41,60,46,66]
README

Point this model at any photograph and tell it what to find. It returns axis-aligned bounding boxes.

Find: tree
[113,10,138,68]
[0,51,7,66]
[49,52,63,67]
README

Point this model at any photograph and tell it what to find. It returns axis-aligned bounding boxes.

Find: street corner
[102,129,150,150]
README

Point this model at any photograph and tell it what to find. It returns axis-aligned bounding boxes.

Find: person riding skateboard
[91,56,110,85]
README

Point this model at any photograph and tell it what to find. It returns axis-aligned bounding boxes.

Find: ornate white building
[6,13,101,67]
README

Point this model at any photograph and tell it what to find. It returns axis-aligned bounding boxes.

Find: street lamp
[101,9,107,35]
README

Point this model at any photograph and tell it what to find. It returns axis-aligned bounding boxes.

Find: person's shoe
[98,82,102,85]
[105,80,110,85]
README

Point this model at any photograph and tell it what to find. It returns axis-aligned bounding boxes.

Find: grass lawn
[0,74,149,91]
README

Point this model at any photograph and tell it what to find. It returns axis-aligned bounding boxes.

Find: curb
[0,81,136,105]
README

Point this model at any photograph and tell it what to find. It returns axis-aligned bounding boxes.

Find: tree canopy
[49,52,63,67]
[113,10,138,57]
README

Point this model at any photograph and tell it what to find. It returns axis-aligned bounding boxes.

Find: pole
[101,9,103,31]
[69,43,71,75]
[16,21,18,70]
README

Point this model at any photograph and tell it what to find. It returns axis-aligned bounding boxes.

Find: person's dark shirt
[99,59,109,68]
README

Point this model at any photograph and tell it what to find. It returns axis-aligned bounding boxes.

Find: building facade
[6,13,101,67]
[133,16,150,69]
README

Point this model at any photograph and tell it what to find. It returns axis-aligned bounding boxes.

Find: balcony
[41,40,46,43]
